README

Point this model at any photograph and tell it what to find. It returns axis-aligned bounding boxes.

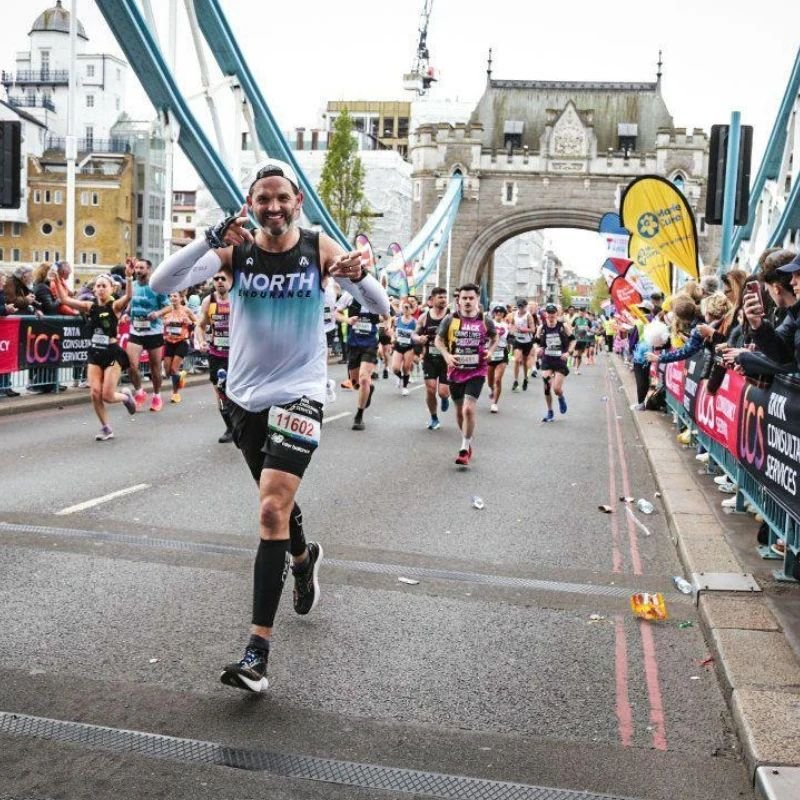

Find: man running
[195,270,234,442]
[151,159,389,693]
[435,283,498,466]
[570,308,592,374]
[126,259,169,411]
[510,298,535,391]
[415,287,451,430]
[535,303,574,422]
[336,292,386,430]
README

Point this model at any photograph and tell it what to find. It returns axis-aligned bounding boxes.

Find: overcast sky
[1,1,797,275]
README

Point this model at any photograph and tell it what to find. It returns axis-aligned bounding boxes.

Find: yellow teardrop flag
[621,176,698,281]
[628,234,672,297]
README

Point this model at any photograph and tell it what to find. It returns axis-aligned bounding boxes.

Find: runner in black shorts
[535,303,574,423]
[487,305,510,413]
[415,286,450,430]
[337,295,385,430]
[53,262,137,439]
[511,298,536,391]
[196,272,233,442]
[152,159,390,694]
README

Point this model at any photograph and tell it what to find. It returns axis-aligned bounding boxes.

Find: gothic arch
[461,208,604,284]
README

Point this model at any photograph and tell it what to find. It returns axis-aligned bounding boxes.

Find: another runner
[161,291,197,404]
[415,286,450,430]
[195,270,234,442]
[392,300,417,396]
[511,298,535,391]
[570,308,592,374]
[53,263,137,439]
[435,283,498,466]
[535,303,574,422]
[151,159,390,693]
[336,292,386,430]
[487,304,510,413]
[126,258,169,411]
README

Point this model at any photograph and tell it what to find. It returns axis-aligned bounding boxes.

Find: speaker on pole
[0,121,21,209]
[705,123,752,226]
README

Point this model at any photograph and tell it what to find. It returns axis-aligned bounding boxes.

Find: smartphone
[744,279,764,315]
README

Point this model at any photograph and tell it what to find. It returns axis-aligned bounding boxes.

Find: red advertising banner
[664,361,685,406]
[610,276,642,315]
[0,317,20,374]
[693,368,745,456]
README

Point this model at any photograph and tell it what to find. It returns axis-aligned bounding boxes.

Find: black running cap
[249,159,300,193]
[545,303,558,313]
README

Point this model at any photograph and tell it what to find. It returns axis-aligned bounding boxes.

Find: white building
[492,231,548,305]
[1,1,128,147]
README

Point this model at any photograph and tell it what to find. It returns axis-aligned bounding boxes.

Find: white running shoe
[721,496,738,509]
[401,387,409,396]
[713,475,731,485]
[695,452,710,463]
[490,403,498,413]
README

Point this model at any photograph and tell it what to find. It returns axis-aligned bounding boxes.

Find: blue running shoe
[542,409,554,423]
[427,417,441,430]
[558,395,567,414]
[440,396,450,413]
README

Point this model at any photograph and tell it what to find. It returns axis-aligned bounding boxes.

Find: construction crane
[403,0,437,95]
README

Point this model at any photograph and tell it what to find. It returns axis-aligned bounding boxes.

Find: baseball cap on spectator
[545,303,558,313]
[777,252,800,273]
[492,304,506,313]
[516,298,528,307]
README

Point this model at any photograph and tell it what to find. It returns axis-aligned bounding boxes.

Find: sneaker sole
[219,669,269,693]
[298,543,323,616]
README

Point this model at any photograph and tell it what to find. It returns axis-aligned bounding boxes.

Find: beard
[258,210,294,237]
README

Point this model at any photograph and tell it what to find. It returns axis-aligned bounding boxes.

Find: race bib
[427,345,442,357]
[268,405,321,447]
[545,333,562,357]
[212,335,229,349]
[132,318,151,332]
[396,331,412,345]
[456,353,480,366]
[354,321,373,335]
[515,332,532,343]
[489,349,505,362]
[323,306,333,325]
[91,332,110,348]
[167,325,183,337]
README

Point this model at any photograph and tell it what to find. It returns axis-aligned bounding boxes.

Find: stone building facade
[410,74,720,292]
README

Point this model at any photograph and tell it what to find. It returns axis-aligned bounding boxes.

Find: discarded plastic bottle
[630,592,668,621]
[636,498,655,514]
[326,378,337,403]
[673,576,694,595]
[216,368,227,391]
[472,496,485,510]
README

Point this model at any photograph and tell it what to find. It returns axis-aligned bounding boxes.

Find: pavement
[0,353,776,799]
[614,358,800,799]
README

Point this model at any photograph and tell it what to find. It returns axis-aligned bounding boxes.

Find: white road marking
[323,412,351,424]
[56,484,151,516]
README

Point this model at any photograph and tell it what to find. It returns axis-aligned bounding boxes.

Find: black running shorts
[512,340,534,356]
[348,345,379,370]
[228,396,324,481]
[87,344,130,371]
[127,333,164,351]
[449,376,485,404]
[163,340,189,358]
[422,355,449,384]
[540,357,569,376]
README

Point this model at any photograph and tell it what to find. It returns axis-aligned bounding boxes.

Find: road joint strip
[0,711,641,800]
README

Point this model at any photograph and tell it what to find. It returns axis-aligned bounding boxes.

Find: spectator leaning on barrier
[648,292,732,365]
[32,263,60,316]
[742,251,800,373]
[8,266,39,315]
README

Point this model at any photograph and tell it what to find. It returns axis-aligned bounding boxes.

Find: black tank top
[88,300,118,348]
[420,309,447,357]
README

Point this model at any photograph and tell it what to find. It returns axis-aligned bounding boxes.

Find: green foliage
[590,276,610,313]
[318,110,373,239]
[560,285,574,309]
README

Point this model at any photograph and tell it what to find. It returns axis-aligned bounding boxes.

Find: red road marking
[614,615,634,747]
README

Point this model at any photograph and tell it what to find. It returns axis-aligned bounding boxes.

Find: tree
[590,276,610,313]
[318,110,373,240]
[560,285,574,309]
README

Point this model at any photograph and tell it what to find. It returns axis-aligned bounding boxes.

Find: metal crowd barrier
[666,393,800,582]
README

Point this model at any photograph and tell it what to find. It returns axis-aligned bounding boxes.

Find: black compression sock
[289,502,307,558]
[402,374,409,387]
[252,539,289,628]
[248,634,270,652]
